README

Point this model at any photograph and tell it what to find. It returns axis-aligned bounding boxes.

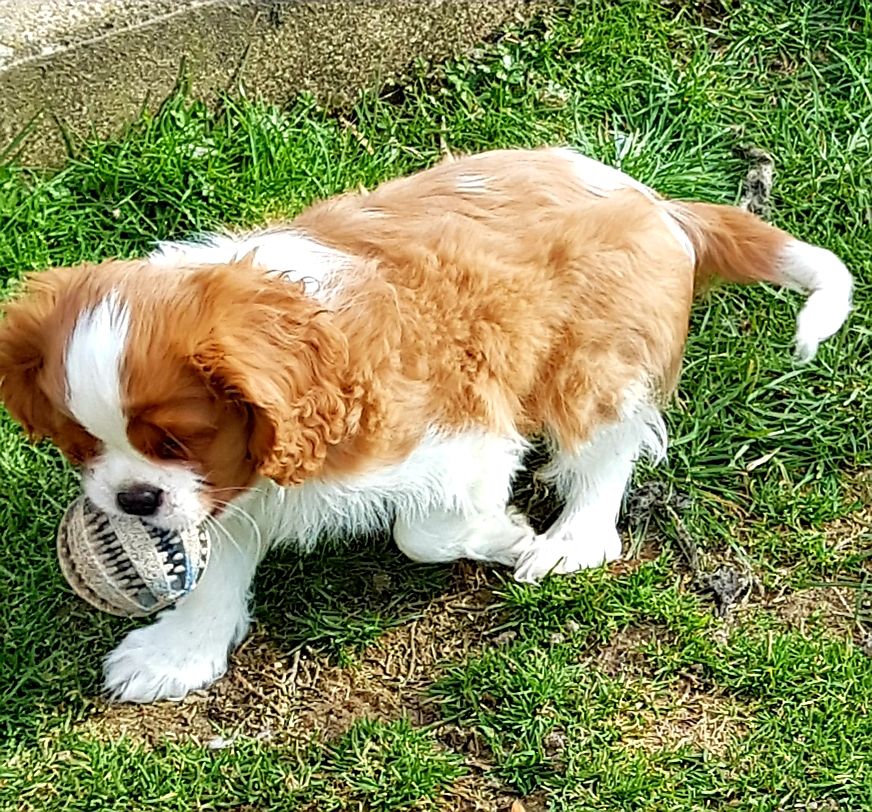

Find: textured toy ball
[56,496,211,617]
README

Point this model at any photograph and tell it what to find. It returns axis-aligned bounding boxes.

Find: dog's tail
[666,201,853,361]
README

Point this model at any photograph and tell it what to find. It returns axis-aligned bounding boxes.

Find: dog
[0,147,853,702]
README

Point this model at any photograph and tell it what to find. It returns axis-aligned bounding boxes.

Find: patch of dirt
[294,563,498,742]
[765,586,861,639]
[620,688,751,758]
[595,622,749,757]
[83,562,504,749]
[595,624,670,679]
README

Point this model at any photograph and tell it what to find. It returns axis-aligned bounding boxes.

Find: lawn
[1,1,870,809]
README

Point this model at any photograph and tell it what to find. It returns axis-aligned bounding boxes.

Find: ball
[56,496,211,617]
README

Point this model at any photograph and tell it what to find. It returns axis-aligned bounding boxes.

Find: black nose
[116,485,163,517]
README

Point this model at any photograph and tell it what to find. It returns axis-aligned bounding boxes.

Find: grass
[1,0,871,808]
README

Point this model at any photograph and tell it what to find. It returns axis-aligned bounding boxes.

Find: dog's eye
[156,435,187,461]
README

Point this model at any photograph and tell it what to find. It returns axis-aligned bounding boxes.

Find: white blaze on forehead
[65,291,209,529]
[65,292,131,448]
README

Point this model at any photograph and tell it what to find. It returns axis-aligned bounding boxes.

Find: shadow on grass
[254,537,451,659]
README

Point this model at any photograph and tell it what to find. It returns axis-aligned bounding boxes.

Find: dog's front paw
[513,527,622,584]
[103,613,244,703]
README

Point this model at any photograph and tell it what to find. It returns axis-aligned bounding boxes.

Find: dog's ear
[0,282,55,438]
[189,263,357,486]
[0,268,99,461]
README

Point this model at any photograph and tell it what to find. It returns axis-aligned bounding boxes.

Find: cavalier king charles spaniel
[0,148,853,702]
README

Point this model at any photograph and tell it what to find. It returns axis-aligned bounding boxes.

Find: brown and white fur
[0,148,853,702]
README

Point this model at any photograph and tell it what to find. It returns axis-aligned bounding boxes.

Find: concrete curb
[0,0,543,165]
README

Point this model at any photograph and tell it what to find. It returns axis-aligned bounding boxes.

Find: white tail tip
[778,241,853,362]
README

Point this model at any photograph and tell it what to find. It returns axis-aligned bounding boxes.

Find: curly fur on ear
[0,267,100,461]
[188,264,359,486]
[0,274,59,436]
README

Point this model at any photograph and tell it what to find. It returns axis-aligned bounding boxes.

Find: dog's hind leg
[513,402,665,583]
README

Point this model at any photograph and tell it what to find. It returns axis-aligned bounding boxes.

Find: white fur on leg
[514,403,665,583]
[392,431,532,567]
[394,507,534,567]
[103,514,263,703]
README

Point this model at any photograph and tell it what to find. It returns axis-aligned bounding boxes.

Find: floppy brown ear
[0,269,102,462]
[189,265,358,486]
[0,274,64,439]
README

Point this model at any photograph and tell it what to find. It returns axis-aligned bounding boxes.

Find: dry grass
[83,562,547,810]
[620,688,751,758]
[595,625,751,758]
[766,587,859,637]
[83,563,504,749]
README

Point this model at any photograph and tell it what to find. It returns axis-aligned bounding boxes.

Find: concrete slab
[0,0,544,165]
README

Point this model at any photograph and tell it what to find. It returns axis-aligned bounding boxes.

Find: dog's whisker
[204,515,245,559]
[207,500,264,557]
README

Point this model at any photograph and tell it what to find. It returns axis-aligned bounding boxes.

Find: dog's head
[0,259,354,528]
